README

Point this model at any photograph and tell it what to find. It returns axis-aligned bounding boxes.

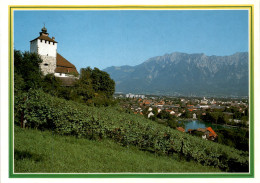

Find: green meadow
[14,126,221,173]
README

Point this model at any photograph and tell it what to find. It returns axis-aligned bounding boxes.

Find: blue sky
[14,10,248,70]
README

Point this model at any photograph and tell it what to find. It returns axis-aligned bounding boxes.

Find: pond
[182,120,228,132]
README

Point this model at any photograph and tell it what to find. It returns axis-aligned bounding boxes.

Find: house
[30,26,78,83]
[190,127,217,140]
[198,127,217,140]
[157,100,165,105]
[169,111,175,115]
[165,109,175,115]
[201,97,208,104]
[176,127,185,132]
[148,112,154,118]
[143,100,151,106]
[177,113,182,117]
[199,105,210,109]
[126,93,145,99]
[211,99,216,104]
[206,127,218,140]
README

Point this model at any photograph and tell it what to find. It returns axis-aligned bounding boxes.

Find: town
[115,93,249,143]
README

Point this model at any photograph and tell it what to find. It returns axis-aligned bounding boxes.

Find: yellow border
[9,5,253,10]
[9,5,254,178]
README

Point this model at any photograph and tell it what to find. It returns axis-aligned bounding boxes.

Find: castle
[30,26,78,78]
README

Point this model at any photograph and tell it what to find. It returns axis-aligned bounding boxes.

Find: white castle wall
[30,38,57,75]
[39,55,56,75]
[37,39,57,57]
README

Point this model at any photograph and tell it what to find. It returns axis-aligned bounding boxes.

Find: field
[14,126,221,173]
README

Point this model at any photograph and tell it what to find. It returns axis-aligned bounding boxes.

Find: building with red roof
[206,127,218,139]
[176,127,185,133]
[30,26,78,80]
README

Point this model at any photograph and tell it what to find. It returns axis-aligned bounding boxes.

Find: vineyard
[15,89,249,172]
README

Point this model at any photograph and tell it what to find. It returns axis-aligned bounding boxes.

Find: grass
[14,125,221,173]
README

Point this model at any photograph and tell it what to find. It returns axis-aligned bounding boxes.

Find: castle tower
[30,26,58,75]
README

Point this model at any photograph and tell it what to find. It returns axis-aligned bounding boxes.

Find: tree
[14,72,25,95]
[91,67,115,98]
[14,50,43,91]
[74,67,115,105]
[42,74,62,96]
[157,110,169,119]
[211,112,220,124]
[182,110,192,118]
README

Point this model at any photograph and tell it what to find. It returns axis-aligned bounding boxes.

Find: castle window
[45,40,47,43]
[40,40,42,42]
[44,63,48,66]
[49,41,50,44]
[53,42,54,45]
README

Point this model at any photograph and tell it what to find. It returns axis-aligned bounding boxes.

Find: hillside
[14,89,249,172]
[104,52,248,97]
[14,126,221,173]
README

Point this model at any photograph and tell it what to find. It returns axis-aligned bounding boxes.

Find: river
[182,120,231,132]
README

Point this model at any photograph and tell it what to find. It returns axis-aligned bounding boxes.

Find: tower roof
[41,25,47,33]
[30,34,58,43]
[30,26,58,43]
[39,25,49,36]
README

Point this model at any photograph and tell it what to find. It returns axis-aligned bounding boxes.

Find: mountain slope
[104,52,249,97]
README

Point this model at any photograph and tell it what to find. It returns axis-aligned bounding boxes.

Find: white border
[1,0,260,183]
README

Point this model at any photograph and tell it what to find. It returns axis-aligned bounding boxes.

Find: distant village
[115,93,249,141]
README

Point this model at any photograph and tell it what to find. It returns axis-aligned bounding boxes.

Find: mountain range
[104,52,249,97]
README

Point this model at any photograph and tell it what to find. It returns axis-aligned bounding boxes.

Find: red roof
[176,127,185,133]
[55,67,78,74]
[206,127,217,137]
[56,53,76,68]
[55,53,78,75]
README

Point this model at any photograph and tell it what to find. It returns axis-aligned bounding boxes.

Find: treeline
[199,110,248,127]
[14,50,115,106]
